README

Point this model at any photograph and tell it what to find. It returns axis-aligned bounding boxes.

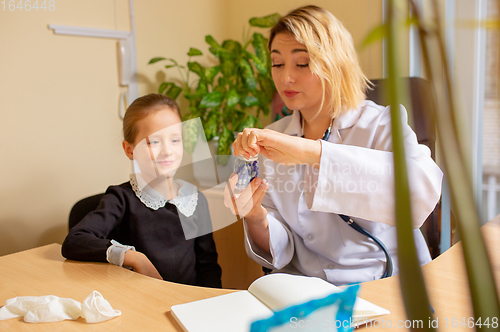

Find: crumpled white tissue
[0,291,121,323]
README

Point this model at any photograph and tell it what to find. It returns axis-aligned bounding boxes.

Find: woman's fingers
[245,129,261,156]
[236,177,261,203]
[237,178,268,217]
[223,173,248,216]
[241,179,268,216]
[223,173,239,210]
[234,129,261,158]
[253,179,268,207]
[232,133,244,156]
[223,175,266,217]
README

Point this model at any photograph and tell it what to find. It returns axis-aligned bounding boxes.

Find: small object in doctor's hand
[234,155,259,193]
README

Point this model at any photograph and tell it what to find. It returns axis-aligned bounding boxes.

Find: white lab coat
[244,100,443,285]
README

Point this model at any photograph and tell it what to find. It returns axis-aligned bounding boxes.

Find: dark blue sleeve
[61,185,127,263]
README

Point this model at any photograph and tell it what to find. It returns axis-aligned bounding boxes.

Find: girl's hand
[123,251,163,280]
[233,128,321,167]
[224,173,268,221]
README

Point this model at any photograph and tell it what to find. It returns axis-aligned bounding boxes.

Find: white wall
[0,0,228,256]
[0,1,130,255]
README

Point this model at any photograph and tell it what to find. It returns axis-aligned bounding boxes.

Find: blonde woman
[224,5,443,285]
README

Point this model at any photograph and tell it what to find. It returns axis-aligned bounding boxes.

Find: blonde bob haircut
[268,5,370,118]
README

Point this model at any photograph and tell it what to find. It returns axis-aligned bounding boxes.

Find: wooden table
[0,215,498,331]
[359,214,500,331]
[0,244,235,331]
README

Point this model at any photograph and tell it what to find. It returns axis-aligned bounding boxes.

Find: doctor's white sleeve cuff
[106,239,136,267]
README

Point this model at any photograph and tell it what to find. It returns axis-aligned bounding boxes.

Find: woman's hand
[224,173,268,221]
[123,251,163,280]
[224,173,271,253]
[233,128,322,167]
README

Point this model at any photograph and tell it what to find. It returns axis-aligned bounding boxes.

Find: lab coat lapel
[331,102,364,143]
[281,101,366,142]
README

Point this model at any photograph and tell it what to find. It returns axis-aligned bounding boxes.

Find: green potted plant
[148,13,281,165]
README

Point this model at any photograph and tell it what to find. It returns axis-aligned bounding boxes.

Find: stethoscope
[302,114,394,279]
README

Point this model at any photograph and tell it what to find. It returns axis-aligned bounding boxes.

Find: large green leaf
[222,40,242,55]
[148,57,166,64]
[184,90,199,101]
[199,91,223,108]
[258,75,276,101]
[360,23,388,50]
[239,58,257,90]
[245,51,267,75]
[194,81,208,98]
[203,111,219,142]
[217,125,234,166]
[260,103,270,117]
[220,52,237,78]
[205,35,220,49]
[187,61,204,78]
[252,33,269,67]
[187,48,203,56]
[208,47,218,56]
[165,83,182,100]
[238,115,257,131]
[184,86,198,101]
[249,13,281,28]
[158,82,169,94]
[218,76,228,88]
[242,95,259,107]
[226,88,240,108]
[205,66,220,85]
[251,90,269,117]
[182,115,200,154]
[158,82,182,100]
[255,90,271,116]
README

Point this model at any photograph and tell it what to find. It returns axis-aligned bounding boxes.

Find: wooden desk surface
[0,244,235,331]
[0,215,498,331]
[358,215,500,331]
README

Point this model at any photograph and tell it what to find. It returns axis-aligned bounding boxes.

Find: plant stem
[185,56,191,87]
[387,1,435,330]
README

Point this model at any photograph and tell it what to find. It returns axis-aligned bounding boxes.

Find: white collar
[129,174,198,217]
[281,102,367,141]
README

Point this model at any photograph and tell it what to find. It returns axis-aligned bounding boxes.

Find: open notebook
[171,273,389,332]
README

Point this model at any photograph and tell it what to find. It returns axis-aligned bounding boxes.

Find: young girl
[62,94,222,288]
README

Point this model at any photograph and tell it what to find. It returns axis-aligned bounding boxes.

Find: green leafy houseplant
[148,14,281,162]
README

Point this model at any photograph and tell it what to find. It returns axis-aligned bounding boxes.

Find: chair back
[366,77,440,258]
[68,193,105,230]
[366,77,437,158]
